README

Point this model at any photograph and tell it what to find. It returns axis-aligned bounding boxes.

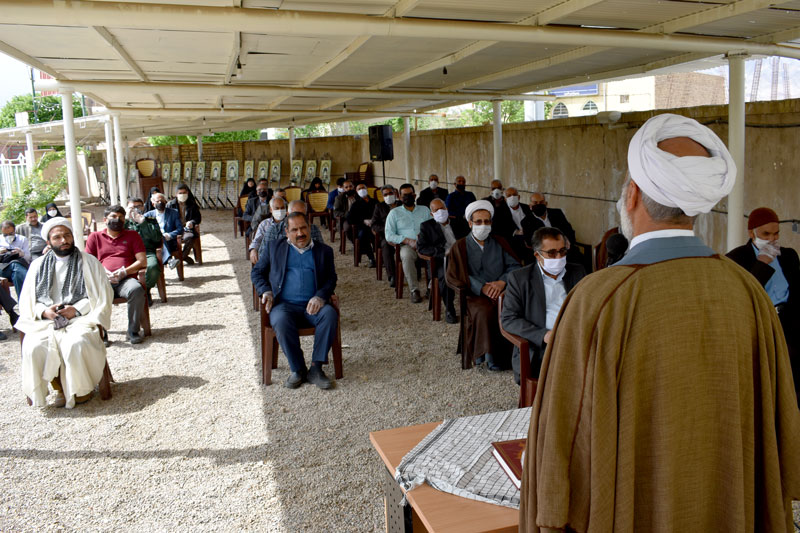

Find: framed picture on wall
[290,159,302,184]
[128,164,137,182]
[304,160,317,186]
[258,161,269,180]
[270,159,281,184]
[183,161,192,182]
[196,161,206,181]
[319,160,331,185]
[172,162,181,184]
[100,165,107,182]
[162,163,171,183]
[226,160,239,180]
[244,160,254,180]
[210,161,222,181]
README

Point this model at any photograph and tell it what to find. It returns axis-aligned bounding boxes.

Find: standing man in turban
[446,200,520,370]
[520,114,799,532]
[728,207,800,405]
[17,218,113,408]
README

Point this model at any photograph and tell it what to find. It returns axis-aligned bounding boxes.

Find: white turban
[41,217,73,240]
[465,200,494,222]
[627,113,736,216]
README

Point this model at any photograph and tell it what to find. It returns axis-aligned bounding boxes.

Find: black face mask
[155,202,166,212]
[346,189,356,197]
[402,194,416,207]
[456,184,466,192]
[107,219,124,231]
[532,204,547,217]
[258,190,268,198]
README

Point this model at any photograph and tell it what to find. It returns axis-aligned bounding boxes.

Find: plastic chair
[234,196,249,238]
[307,192,334,242]
[284,186,302,203]
[498,293,537,408]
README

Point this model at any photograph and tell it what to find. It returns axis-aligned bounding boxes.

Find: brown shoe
[75,392,93,404]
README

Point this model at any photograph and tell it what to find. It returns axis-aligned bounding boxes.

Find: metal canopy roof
[1,0,800,142]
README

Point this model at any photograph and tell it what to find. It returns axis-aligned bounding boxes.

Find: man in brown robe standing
[520,113,800,532]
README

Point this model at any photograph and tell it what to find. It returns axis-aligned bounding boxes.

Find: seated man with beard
[18,217,113,408]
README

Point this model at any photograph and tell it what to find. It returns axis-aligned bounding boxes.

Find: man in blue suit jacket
[251,212,338,389]
[145,192,184,269]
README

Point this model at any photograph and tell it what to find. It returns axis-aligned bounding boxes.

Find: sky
[0,52,35,107]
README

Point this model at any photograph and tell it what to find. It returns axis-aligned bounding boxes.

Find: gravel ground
[0,207,797,532]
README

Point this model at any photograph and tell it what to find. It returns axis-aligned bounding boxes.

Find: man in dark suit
[483,180,512,232]
[243,181,272,237]
[417,198,470,323]
[251,212,338,390]
[417,174,448,208]
[492,186,532,263]
[345,183,377,267]
[371,185,401,286]
[501,226,586,385]
[144,192,184,269]
[727,206,800,404]
[524,192,580,264]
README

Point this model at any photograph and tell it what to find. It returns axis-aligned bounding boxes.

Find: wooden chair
[418,254,441,322]
[169,235,186,281]
[337,216,348,255]
[260,295,343,386]
[374,230,384,281]
[234,196,249,238]
[307,192,334,242]
[498,293,537,408]
[21,327,115,405]
[81,212,97,234]
[154,254,167,304]
[388,242,429,300]
[112,269,152,337]
[284,186,302,203]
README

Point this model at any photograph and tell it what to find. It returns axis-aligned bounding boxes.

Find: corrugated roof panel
[111,28,231,63]
[0,25,114,59]
[681,7,800,38]
[557,0,727,30]
[278,0,393,15]
[407,0,553,22]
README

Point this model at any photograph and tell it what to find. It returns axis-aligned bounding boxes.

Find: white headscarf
[41,216,73,241]
[465,200,494,222]
[627,113,736,216]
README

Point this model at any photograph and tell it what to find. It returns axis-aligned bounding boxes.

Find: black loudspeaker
[369,125,394,161]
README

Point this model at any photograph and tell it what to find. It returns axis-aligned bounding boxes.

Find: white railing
[0,154,27,203]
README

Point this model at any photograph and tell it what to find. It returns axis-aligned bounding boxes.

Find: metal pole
[403,116,411,182]
[726,53,747,252]
[104,117,118,204]
[492,100,503,183]
[25,131,35,174]
[112,113,126,205]
[29,67,38,123]
[60,88,85,249]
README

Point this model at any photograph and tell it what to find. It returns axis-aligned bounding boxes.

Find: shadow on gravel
[179,274,235,286]
[152,292,234,307]
[40,375,209,417]
[138,324,225,344]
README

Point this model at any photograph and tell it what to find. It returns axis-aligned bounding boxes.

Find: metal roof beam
[0,39,65,79]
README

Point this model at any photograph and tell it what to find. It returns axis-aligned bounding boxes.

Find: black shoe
[488,364,503,372]
[411,290,422,304]
[307,365,332,390]
[102,329,111,347]
[0,330,7,341]
[146,292,153,307]
[445,311,458,324]
[128,332,144,345]
[184,256,195,265]
[388,276,396,288]
[284,371,306,389]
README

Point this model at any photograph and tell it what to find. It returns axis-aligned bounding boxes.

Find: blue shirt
[752,243,789,305]
[282,246,316,305]
[327,189,340,210]
[385,205,431,244]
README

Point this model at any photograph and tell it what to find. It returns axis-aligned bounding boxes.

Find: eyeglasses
[538,247,568,258]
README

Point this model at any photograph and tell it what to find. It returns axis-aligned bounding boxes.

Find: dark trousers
[379,237,395,279]
[112,277,144,337]
[269,301,338,374]
[1,262,27,300]
[355,226,374,262]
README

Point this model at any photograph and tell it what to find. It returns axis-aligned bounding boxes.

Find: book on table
[491,438,526,489]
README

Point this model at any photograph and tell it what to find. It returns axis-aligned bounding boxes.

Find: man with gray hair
[520,113,800,532]
[248,195,287,265]
[260,200,323,254]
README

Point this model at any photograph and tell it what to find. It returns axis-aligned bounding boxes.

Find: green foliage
[147,130,260,146]
[0,151,71,224]
[457,101,525,127]
[0,94,85,129]
[148,135,195,146]
[544,101,554,120]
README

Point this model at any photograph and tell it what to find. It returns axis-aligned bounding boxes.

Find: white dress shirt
[628,229,694,250]
[0,233,31,263]
[540,265,567,330]
[509,206,525,231]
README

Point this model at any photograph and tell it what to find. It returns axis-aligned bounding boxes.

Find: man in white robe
[18,218,112,409]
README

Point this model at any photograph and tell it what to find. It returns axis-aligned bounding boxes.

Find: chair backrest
[284,186,302,202]
[367,186,377,199]
[375,189,384,203]
[307,192,328,214]
[238,196,249,211]
[136,158,157,178]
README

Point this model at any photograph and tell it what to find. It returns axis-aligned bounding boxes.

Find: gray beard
[617,196,634,242]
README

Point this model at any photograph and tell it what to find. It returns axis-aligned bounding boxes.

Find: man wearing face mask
[243,182,272,238]
[345,183,377,267]
[16,208,48,260]
[85,205,147,344]
[417,198,469,323]
[332,179,357,220]
[370,186,402,286]
[144,192,184,270]
[491,186,532,262]
[125,198,163,296]
[166,183,202,265]
[445,175,477,219]
[385,184,432,303]
[446,200,520,370]
[0,220,31,300]
[727,207,800,403]
[417,174,448,208]
[501,227,585,389]
[249,196,287,264]
[261,200,324,254]
[519,114,800,532]
[327,177,346,210]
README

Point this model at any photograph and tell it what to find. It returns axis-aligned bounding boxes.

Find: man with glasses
[501,227,585,385]
[446,200,520,370]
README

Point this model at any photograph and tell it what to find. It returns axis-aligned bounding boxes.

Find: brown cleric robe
[446,234,520,369]
[520,236,800,533]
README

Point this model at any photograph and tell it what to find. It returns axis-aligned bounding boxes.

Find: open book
[491,439,526,489]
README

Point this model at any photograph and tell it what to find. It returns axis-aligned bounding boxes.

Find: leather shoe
[284,371,306,389]
[445,311,458,324]
[307,365,332,390]
[411,290,422,304]
[0,330,7,341]
[367,259,376,268]
[184,256,195,265]
[128,332,144,345]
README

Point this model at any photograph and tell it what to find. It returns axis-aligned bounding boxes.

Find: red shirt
[85,229,145,273]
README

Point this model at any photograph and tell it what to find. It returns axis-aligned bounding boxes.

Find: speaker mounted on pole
[369,125,394,162]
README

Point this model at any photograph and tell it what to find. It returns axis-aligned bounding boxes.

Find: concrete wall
[126,97,800,254]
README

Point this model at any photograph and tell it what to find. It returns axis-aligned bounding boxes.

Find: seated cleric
[251,212,338,390]
[18,217,113,408]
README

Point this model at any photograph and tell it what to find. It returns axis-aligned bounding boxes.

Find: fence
[0,154,27,204]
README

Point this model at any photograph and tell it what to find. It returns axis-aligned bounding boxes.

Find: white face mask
[177,193,189,203]
[432,209,449,224]
[539,256,567,276]
[384,195,396,205]
[272,209,287,221]
[491,188,503,200]
[471,224,492,241]
[506,195,519,208]
[48,209,57,217]
[337,187,344,193]
[357,188,368,198]
[429,180,438,189]
[753,236,776,249]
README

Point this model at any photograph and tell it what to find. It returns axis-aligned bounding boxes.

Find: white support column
[25,131,35,174]
[289,127,296,161]
[492,100,503,183]
[726,53,747,252]
[403,117,411,182]
[112,114,126,205]
[60,88,85,248]
[104,117,118,205]
[197,134,204,161]
[197,135,205,207]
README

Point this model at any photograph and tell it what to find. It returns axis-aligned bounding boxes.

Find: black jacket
[522,207,576,246]
[417,217,470,259]
[369,201,400,234]
[417,186,448,208]
[493,203,532,242]
[345,197,377,227]
[727,240,799,310]
[166,197,202,226]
